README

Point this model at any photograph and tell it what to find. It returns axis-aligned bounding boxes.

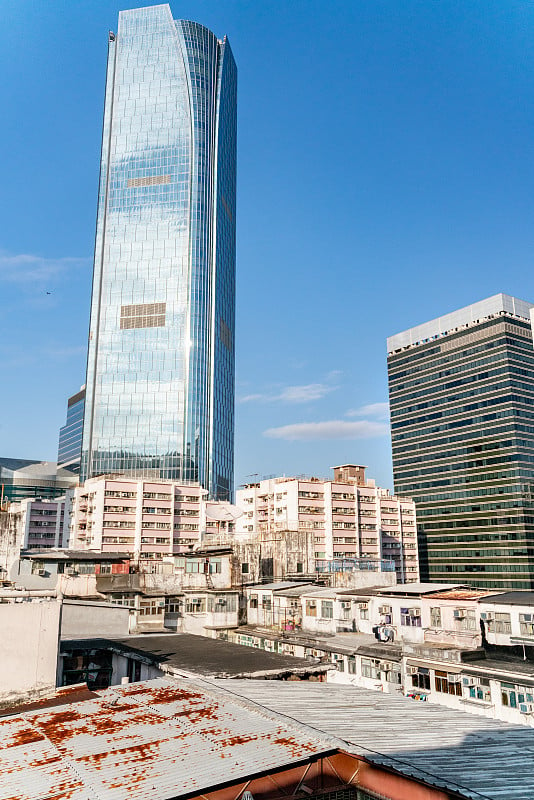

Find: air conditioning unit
[408,665,418,675]
[523,614,533,622]
[358,602,368,609]
[216,599,227,606]
[448,674,461,684]
[158,601,165,608]
[480,611,493,621]
[379,605,392,615]
[341,601,351,609]
[520,703,534,714]
[462,676,477,687]
[408,608,420,617]
[379,661,393,671]
[453,609,466,619]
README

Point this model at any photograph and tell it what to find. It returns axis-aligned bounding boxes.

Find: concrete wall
[0,600,61,707]
[60,600,130,639]
[0,508,23,577]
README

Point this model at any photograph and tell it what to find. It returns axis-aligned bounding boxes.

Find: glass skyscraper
[81,5,237,500]
[388,294,534,590]
[58,387,86,474]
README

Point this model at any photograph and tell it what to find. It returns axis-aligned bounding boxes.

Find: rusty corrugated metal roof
[0,677,334,800]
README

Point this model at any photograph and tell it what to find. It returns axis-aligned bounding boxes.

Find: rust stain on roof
[428,589,492,600]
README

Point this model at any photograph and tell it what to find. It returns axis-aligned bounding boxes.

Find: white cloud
[277,383,336,402]
[239,393,264,404]
[238,383,337,405]
[0,252,89,285]
[346,402,389,419]
[263,419,389,441]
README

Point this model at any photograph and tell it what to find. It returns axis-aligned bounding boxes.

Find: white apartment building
[70,476,243,564]
[236,464,419,582]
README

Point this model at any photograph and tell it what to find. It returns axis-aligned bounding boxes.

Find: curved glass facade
[81,5,236,500]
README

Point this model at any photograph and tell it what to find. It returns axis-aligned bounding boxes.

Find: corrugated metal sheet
[212,679,534,800]
[0,677,333,800]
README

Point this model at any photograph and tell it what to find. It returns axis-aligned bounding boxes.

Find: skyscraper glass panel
[81,5,236,500]
[387,294,534,590]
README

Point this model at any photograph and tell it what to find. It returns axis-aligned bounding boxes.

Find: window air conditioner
[379,605,392,615]
[480,611,493,621]
[358,602,368,609]
[523,614,533,622]
[462,676,477,687]
[520,703,534,714]
[379,661,393,671]
[453,609,466,619]
[408,608,420,617]
[408,666,418,675]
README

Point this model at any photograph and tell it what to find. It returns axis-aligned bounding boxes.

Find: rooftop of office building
[387,292,534,353]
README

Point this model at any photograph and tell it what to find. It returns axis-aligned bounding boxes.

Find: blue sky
[1,0,534,490]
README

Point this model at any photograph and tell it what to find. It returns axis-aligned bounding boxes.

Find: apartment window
[306,600,317,617]
[139,599,164,617]
[249,593,258,609]
[322,601,334,619]
[466,678,491,703]
[501,683,533,708]
[361,658,379,679]
[519,614,534,636]
[411,669,430,690]
[460,609,477,631]
[111,594,136,608]
[430,607,442,627]
[262,596,272,610]
[435,670,462,696]
[164,597,183,614]
[296,562,303,573]
[241,562,249,574]
[359,605,369,620]
[208,595,237,613]
[185,597,206,614]
[347,656,357,674]
[487,612,511,634]
[401,607,421,627]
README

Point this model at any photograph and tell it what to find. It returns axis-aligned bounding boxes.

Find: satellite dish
[205,502,243,521]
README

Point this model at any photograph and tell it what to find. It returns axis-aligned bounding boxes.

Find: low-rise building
[236,464,419,581]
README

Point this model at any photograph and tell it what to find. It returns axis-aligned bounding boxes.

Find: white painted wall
[0,600,61,706]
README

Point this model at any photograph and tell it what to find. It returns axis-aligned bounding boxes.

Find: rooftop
[426,588,494,601]
[376,582,469,596]
[62,633,330,679]
[21,550,129,562]
[248,581,311,592]
[481,591,534,606]
[214,679,534,800]
[387,293,533,353]
[0,677,335,800]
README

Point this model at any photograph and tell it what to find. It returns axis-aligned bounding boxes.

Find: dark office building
[387,294,534,589]
[57,387,85,474]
